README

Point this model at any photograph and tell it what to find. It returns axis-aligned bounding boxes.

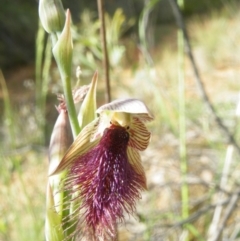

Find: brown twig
[97,0,111,103]
[159,189,240,229]
[168,0,240,156]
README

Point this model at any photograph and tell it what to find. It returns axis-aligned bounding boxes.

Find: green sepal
[78,71,98,129]
[45,182,64,241]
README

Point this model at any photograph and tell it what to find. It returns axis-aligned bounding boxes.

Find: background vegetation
[1,0,240,240]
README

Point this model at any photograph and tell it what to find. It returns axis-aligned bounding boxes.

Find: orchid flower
[51,98,153,240]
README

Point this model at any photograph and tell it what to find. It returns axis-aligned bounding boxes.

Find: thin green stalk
[62,76,80,138]
[138,0,160,66]
[41,36,52,138]
[97,0,111,103]
[0,71,16,148]
[42,36,52,108]
[35,21,45,115]
[177,0,189,229]
[186,224,205,241]
[178,27,188,219]
[35,24,53,144]
[138,0,179,133]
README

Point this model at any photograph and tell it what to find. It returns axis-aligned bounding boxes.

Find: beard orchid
[51,98,153,240]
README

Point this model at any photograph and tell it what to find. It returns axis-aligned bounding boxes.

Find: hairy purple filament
[67,124,145,239]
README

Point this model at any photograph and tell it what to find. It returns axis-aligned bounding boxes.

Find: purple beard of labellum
[67,124,146,240]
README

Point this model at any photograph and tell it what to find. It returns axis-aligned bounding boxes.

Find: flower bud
[39,0,65,34]
[49,102,73,174]
[52,9,73,79]
[48,101,73,213]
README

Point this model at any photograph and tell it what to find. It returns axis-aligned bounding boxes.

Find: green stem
[40,36,52,142]
[62,76,80,138]
[177,0,189,226]
[35,22,45,143]
[35,21,45,110]
[97,0,111,103]
[0,71,16,148]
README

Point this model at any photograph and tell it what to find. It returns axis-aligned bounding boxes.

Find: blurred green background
[0,0,227,69]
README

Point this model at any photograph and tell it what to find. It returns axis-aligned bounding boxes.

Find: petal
[128,117,151,151]
[111,112,131,127]
[90,113,111,141]
[96,98,154,121]
[133,113,153,122]
[127,147,147,190]
[50,118,100,175]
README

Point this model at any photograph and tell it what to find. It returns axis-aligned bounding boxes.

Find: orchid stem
[62,76,80,139]
[97,0,111,103]
[176,0,189,239]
